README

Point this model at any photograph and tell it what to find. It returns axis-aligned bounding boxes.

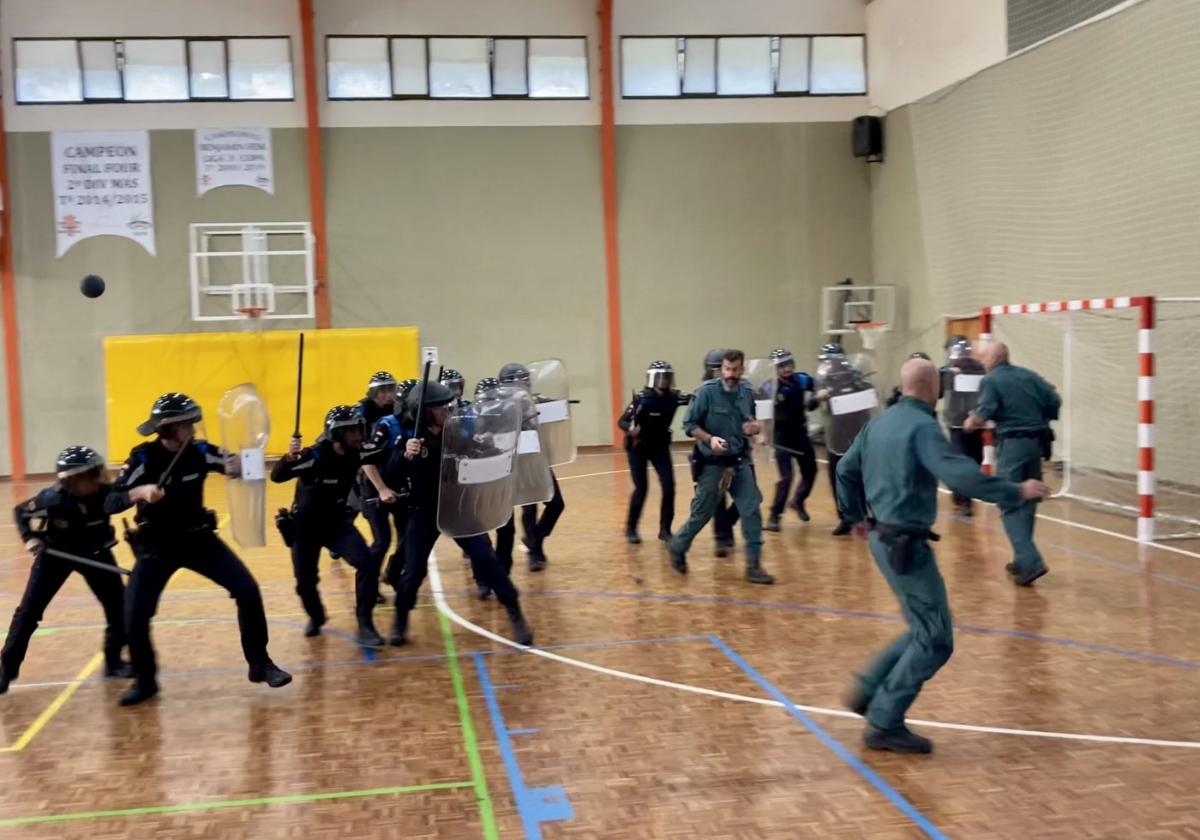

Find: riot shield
[510,386,555,506]
[818,358,878,455]
[744,357,775,445]
[528,358,575,466]
[217,384,269,548]
[437,391,523,538]
[943,356,985,429]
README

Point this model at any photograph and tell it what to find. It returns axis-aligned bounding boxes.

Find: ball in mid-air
[80,274,106,298]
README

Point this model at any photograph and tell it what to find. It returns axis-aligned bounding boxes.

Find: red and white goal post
[980,295,1200,543]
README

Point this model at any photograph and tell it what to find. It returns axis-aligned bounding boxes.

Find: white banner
[195,128,274,196]
[52,130,155,257]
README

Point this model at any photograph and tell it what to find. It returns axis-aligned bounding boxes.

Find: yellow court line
[1,652,104,752]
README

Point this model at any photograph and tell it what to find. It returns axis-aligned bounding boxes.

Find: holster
[275,508,296,548]
[873,522,940,574]
[1040,427,1055,461]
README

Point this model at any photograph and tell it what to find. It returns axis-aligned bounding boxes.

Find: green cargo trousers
[857,532,954,732]
[669,461,762,563]
[996,436,1046,576]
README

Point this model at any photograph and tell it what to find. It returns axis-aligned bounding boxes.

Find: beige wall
[866,0,1006,112]
[618,122,872,397]
[6,130,310,471]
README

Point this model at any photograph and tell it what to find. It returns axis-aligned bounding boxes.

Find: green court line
[0,781,475,827]
[438,610,500,840]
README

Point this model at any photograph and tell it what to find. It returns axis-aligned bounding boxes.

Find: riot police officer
[107,393,291,706]
[811,343,877,536]
[386,382,533,646]
[1,446,133,694]
[618,360,688,544]
[358,371,397,429]
[439,368,467,409]
[361,379,418,594]
[496,363,564,572]
[941,337,986,515]
[272,405,384,646]
[763,348,818,531]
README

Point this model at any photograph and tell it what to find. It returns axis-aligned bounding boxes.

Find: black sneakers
[864,725,933,754]
[249,660,293,688]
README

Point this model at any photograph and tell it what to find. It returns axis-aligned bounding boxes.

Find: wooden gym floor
[1,445,1199,839]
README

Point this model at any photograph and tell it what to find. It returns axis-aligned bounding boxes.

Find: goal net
[984,296,1200,542]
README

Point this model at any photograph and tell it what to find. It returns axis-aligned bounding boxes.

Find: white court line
[427,550,1200,750]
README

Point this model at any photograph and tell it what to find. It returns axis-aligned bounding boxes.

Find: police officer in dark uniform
[272,405,383,646]
[694,349,741,555]
[107,393,291,706]
[358,371,397,428]
[941,337,987,516]
[361,382,418,593]
[496,363,564,572]
[358,378,418,597]
[439,368,467,408]
[763,348,818,532]
[0,446,133,695]
[618,360,688,544]
[385,382,533,646]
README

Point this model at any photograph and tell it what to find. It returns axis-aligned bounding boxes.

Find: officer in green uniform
[836,358,1048,753]
[964,341,1060,586]
[668,349,774,585]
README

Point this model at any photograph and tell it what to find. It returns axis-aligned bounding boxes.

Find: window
[229,37,293,100]
[620,34,866,98]
[81,40,122,100]
[14,39,82,103]
[811,36,866,95]
[327,36,390,99]
[326,35,589,100]
[124,39,188,101]
[189,40,228,98]
[528,38,589,99]
[428,38,490,98]
[13,36,294,103]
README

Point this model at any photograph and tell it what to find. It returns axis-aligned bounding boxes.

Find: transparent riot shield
[744,357,775,446]
[510,386,554,506]
[437,391,523,538]
[826,383,878,455]
[528,358,575,467]
[217,383,269,548]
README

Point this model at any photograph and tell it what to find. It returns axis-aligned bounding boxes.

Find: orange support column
[598,0,624,443]
[0,87,25,478]
[299,0,331,328]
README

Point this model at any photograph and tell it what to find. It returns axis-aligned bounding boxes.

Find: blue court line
[518,590,1200,672]
[710,636,949,840]
[474,653,573,839]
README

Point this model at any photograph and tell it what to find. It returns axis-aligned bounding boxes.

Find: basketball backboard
[820,284,895,335]
[189,222,315,322]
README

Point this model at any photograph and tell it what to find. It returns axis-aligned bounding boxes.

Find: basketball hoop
[853,321,888,350]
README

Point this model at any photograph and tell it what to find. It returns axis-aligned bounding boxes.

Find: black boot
[507,608,534,646]
[357,620,384,648]
[764,516,781,533]
[864,725,933,754]
[791,501,810,522]
[528,552,547,572]
[745,559,775,585]
[1014,565,1049,586]
[658,528,672,542]
[375,591,387,605]
[119,680,159,707]
[389,610,410,646]
[104,658,136,679]
[304,616,326,637]
[842,682,869,717]
[477,583,493,600]
[249,660,292,688]
[0,667,10,695]
[626,529,642,545]
[714,540,732,558]
[668,547,688,574]
[832,521,852,536]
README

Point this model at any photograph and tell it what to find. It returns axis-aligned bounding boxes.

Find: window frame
[618,33,868,100]
[11,35,296,105]
[324,34,591,102]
